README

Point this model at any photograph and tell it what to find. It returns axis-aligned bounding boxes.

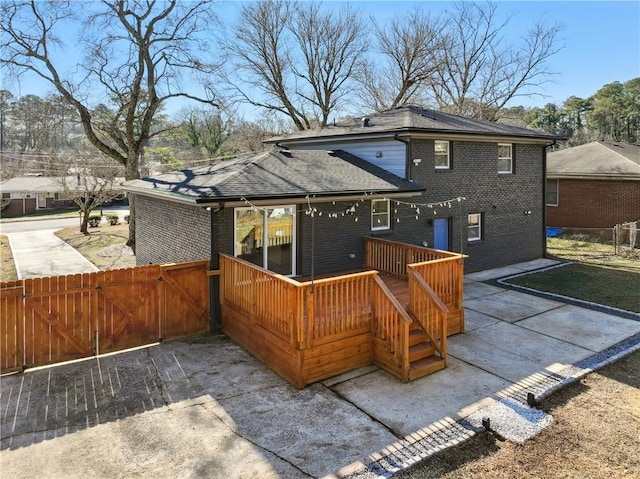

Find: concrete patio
[1,259,639,478]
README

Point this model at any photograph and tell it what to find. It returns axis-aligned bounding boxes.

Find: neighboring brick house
[0,176,76,217]
[546,141,640,228]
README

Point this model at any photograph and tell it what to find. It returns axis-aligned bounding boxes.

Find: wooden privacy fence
[0,260,210,375]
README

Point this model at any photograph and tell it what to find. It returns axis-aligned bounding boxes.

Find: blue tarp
[546,227,564,237]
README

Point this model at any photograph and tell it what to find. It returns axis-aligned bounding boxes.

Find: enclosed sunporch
[219,236,466,388]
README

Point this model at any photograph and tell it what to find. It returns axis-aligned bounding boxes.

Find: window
[371,199,390,230]
[2,193,10,199]
[546,179,559,206]
[467,213,482,241]
[498,143,513,174]
[434,140,450,169]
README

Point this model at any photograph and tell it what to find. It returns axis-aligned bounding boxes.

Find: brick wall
[134,194,211,265]
[403,140,545,272]
[547,179,640,228]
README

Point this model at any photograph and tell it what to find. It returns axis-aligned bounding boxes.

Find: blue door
[434,218,449,250]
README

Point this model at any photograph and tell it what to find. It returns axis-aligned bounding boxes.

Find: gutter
[542,141,557,259]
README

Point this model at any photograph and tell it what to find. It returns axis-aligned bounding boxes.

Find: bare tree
[58,165,122,235]
[355,8,445,112]
[224,0,367,130]
[1,0,221,249]
[430,2,561,120]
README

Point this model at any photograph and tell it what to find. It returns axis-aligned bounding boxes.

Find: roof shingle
[122,149,424,203]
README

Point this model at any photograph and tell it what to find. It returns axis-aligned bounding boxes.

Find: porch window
[371,199,390,231]
[434,140,450,169]
[467,213,482,241]
[234,206,295,276]
[498,143,513,174]
[2,193,10,199]
[546,178,558,206]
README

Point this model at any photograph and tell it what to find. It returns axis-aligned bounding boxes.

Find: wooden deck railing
[297,271,375,347]
[220,254,301,346]
[220,255,376,350]
[364,236,461,279]
[407,268,449,362]
[365,236,465,310]
[372,276,412,370]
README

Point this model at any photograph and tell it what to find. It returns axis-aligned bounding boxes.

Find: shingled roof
[122,149,424,205]
[548,141,640,180]
[266,105,562,144]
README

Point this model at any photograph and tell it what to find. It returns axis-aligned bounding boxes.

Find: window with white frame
[467,213,482,241]
[371,199,390,230]
[498,143,513,174]
[434,140,450,169]
[546,178,559,206]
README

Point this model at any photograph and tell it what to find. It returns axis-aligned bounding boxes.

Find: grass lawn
[0,235,18,282]
[507,263,640,313]
[55,222,136,270]
[503,237,640,313]
[399,349,640,479]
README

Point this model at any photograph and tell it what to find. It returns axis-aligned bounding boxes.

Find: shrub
[88,216,101,227]
[107,214,119,225]
[124,214,130,224]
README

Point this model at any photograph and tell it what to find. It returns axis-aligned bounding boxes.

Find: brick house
[122,106,560,383]
[125,106,560,275]
[546,141,640,228]
[266,106,560,272]
[0,176,76,217]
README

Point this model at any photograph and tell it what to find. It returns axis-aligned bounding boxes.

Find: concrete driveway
[2,259,639,478]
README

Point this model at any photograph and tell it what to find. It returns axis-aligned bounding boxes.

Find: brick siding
[547,179,640,228]
[134,194,211,265]
[134,140,547,274]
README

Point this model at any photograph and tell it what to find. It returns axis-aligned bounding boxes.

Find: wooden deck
[220,237,466,388]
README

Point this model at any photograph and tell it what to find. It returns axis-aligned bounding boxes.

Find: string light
[238,194,466,224]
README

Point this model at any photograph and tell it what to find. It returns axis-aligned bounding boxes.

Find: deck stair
[407,320,446,380]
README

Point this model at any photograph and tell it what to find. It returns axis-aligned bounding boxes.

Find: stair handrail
[407,268,449,361]
[372,275,412,371]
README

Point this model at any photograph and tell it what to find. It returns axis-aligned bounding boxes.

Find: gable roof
[0,176,77,193]
[266,105,562,144]
[122,149,424,206]
[547,142,640,180]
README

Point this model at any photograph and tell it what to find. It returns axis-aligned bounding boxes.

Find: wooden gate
[0,260,210,374]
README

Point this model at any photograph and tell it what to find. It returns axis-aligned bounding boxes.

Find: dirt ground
[398,349,640,479]
[0,235,18,281]
[55,223,136,270]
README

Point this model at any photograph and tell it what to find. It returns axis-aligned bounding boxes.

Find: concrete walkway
[1,259,639,478]
[6,229,98,279]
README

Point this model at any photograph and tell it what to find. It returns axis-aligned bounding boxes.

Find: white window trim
[468,213,482,242]
[233,205,296,276]
[371,199,390,231]
[546,178,559,206]
[434,140,450,169]
[498,143,513,174]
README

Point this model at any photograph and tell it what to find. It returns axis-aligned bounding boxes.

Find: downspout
[209,205,223,333]
[394,134,411,180]
[542,141,557,259]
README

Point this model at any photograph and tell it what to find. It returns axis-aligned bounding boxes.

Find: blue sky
[6,1,640,113]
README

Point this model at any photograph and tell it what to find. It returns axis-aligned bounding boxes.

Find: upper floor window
[546,178,559,206]
[498,143,513,174]
[371,199,390,231]
[468,213,482,241]
[434,140,450,169]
